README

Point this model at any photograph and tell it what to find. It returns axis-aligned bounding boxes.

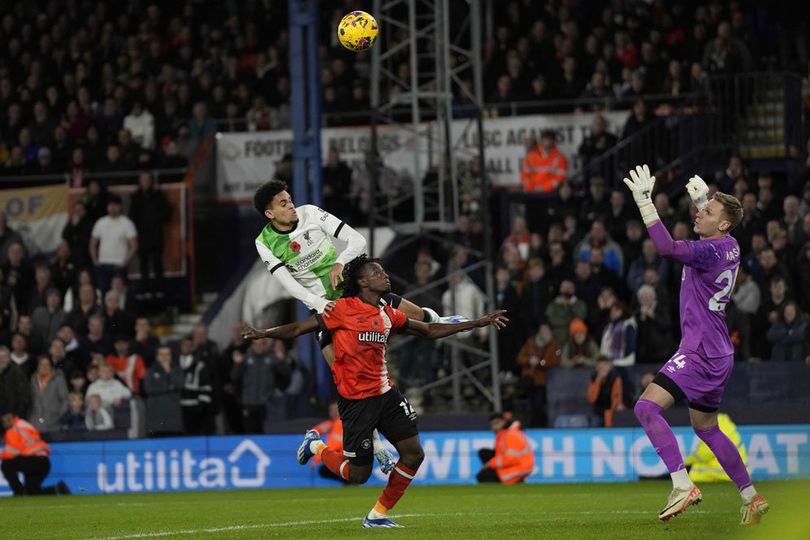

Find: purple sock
[694,425,752,491]
[634,399,684,473]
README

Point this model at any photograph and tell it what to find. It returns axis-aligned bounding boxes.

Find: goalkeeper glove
[686,175,709,210]
[623,164,659,225]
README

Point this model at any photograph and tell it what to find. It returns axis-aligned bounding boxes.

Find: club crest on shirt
[361,438,371,450]
[290,241,301,253]
[303,231,313,246]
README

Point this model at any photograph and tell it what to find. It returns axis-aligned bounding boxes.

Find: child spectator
[85,394,114,431]
[60,392,88,433]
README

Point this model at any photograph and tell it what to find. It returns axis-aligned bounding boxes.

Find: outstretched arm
[403,310,508,339]
[624,164,693,265]
[242,317,320,341]
[647,221,693,265]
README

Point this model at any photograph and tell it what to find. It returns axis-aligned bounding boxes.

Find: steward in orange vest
[520,130,568,193]
[0,413,70,496]
[477,413,535,484]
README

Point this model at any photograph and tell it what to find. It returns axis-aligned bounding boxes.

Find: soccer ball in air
[337,11,378,52]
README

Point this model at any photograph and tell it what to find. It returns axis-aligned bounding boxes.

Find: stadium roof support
[370,0,501,412]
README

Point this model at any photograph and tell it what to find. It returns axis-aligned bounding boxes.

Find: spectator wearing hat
[519,129,568,193]
[561,318,599,368]
[90,194,138,294]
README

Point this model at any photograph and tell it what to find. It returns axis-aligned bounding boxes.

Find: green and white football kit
[255,204,366,313]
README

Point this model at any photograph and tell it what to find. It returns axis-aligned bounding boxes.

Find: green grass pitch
[1,480,808,539]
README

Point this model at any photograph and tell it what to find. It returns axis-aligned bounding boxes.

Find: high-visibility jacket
[520,145,568,192]
[311,418,343,465]
[487,422,535,484]
[1,417,50,459]
[685,414,748,482]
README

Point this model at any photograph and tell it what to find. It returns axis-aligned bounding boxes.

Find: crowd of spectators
[483,0,807,112]
[2,0,806,179]
[0,163,314,438]
[373,149,810,426]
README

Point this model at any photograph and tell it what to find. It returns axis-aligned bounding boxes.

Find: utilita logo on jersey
[357,331,388,344]
[96,439,270,493]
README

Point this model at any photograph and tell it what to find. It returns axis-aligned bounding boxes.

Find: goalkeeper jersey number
[255,205,347,301]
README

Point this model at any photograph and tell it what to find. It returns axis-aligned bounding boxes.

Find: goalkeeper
[253,180,461,473]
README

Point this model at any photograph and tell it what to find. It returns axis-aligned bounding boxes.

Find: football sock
[319,447,351,481]
[372,429,384,455]
[694,425,753,494]
[634,399,687,477]
[670,469,692,491]
[370,461,417,517]
[310,440,326,455]
[740,485,758,504]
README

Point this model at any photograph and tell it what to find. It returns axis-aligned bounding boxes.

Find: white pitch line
[78,508,736,540]
[81,513,470,540]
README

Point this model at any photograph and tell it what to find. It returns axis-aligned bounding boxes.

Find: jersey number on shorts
[708,269,737,312]
[399,398,415,417]
[669,354,687,369]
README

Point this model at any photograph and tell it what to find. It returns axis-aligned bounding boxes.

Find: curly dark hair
[340,254,381,298]
[253,180,288,217]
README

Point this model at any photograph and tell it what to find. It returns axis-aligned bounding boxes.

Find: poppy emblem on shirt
[290,241,301,253]
[372,319,380,328]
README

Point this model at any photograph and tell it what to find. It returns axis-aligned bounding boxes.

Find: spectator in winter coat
[516,324,561,427]
[61,201,93,269]
[129,172,170,299]
[600,302,637,367]
[231,337,276,434]
[626,239,669,292]
[144,346,184,436]
[0,346,31,418]
[767,302,810,363]
[545,280,588,343]
[560,318,600,368]
[59,392,87,433]
[29,356,69,433]
[634,285,674,364]
[178,336,214,435]
[30,289,66,356]
[587,356,624,427]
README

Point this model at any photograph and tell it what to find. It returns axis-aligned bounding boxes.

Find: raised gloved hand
[686,174,709,210]
[623,164,659,225]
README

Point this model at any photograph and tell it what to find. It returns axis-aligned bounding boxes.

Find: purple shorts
[657,348,734,411]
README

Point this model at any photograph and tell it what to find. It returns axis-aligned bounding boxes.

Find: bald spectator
[90,194,138,294]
